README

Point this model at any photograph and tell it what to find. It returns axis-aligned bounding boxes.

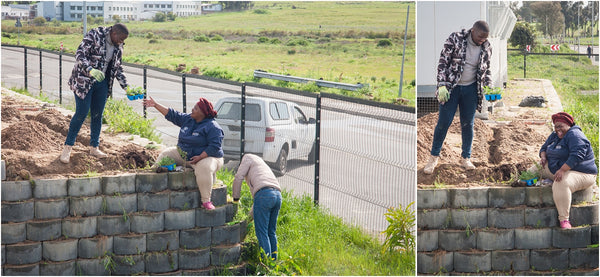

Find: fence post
[39,49,42,93]
[182,73,187,113]
[24,47,28,90]
[59,51,62,104]
[240,84,246,161]
[313,93,321,206]
[523,52,527,78]
[143,66,147,118]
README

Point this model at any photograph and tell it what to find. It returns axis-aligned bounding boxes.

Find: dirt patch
[417,79,555,188]
[1,90,159,181]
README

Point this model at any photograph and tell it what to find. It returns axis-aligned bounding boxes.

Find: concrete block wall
[417,186,599,275]
[1,170,247,276]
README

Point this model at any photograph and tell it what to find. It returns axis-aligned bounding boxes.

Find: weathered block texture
[1,173,244,276]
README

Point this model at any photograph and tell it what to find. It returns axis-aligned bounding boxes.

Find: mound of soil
[417,79,556,188]
[1,89,159,181]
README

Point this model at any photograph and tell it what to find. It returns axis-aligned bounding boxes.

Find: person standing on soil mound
[143,96,225,210]
[60,23,137,163]
[530,112,597,229]
[424,20,492,174]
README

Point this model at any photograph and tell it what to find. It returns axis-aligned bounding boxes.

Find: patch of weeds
[433,177,446,189]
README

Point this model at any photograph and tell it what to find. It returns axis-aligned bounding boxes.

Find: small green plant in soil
[157,156,176,167]
[126,86,146,96]
[519,170,538,180]
[483,86,502,95]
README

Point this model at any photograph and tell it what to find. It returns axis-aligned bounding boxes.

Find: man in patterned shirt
[424,20,492,174]
[60,23,133,163]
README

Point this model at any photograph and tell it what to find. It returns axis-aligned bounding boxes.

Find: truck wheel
[274,148,288,176]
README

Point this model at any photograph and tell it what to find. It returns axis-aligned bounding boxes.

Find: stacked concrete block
[1,170,246,275]
[417,186,599,275]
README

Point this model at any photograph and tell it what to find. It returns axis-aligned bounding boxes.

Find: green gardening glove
[89,68,105,82]
[437,86,450,103]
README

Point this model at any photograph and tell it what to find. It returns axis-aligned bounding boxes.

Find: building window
[168,4,171,8]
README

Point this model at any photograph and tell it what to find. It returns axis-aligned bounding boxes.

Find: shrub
[287,49,296,55]
[153,12,167,22]
[32,16,46,26]
[203,67,234,79]
[286,38,309,46]
[382,202,415,253]
[377,39,393,47]
[509,22,536,50]
[211,34,224,41]
[193,35,210,42]
[148,39,159,44]
[146,32,155,39]
[257,36,269,43]
[270,38,281,44]
[253,9,270,14]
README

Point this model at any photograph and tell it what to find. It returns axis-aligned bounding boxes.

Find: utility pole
[83,1,87,36]
[398,4,410,98]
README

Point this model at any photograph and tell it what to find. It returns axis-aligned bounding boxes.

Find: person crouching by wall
[530,112,597,229]
[232,154,282,260]
[143,96,224,210]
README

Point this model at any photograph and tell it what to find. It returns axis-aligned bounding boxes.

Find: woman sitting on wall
[144,96,224,210]
[532,112,597,229]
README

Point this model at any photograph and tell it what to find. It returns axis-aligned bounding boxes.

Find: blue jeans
[65,79,108,147]
[430,83,478,159]
[253,187,282,260]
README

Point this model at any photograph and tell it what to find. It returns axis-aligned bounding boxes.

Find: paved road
[570,45,599,66]
[1,46,416,236]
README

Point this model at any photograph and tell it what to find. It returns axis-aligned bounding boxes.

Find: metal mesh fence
[1,45,416,236]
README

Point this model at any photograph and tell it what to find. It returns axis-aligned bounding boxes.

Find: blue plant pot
[485,94,502,101]
[127,95,136,100]
[136,94,144,100]
[161,163,176,172]
[523,177,539,186]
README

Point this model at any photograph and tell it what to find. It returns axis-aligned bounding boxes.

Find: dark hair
[472,20,489,33]
[111,23,129,36]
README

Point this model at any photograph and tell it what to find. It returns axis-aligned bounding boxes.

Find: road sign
[525,45,530,52]
[550,44,560,51]
[60,42,63,51]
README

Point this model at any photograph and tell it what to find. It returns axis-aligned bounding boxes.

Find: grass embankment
[1,1,415,105]
[217,169,415,276]
[507,45,599,168]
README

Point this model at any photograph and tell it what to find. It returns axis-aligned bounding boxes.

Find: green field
[1,1,415,105]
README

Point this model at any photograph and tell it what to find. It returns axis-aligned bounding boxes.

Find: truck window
[269,102,289,120]
[293,107,308,124]
[216,102,261,121]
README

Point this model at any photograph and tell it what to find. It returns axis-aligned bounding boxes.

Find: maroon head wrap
[196,98,217,118]
[551,112,574,127]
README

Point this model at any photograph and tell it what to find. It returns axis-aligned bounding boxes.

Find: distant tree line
[510,1,598,38]
[218,1,254,11]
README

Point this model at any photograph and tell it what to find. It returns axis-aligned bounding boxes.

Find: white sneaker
[90,146,108,158]
[60,145,72,164]
[461,158,475,170]
[423,155,439,174]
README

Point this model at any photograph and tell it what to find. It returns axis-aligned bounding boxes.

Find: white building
[33,1,204,22]
[1,5,30,20]
[416,1,516,115]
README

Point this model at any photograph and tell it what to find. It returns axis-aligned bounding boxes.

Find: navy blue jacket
[540,125,597,175]
[165,108,224,159]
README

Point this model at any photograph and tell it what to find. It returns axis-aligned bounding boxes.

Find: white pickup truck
[214,96,316,176]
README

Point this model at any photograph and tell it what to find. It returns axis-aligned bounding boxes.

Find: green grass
[1,1,415,106]
[507,46,599,168]
[218,168,414,275]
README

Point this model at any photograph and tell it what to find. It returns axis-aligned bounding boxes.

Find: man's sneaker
[560,220,572,229]
[423,155,439,174]
[461,158,476,170]
[202,202,215,210]
[90,146,108,158]
[60,145,72,164]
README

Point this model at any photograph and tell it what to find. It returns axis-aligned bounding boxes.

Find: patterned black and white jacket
[68,26,128,100]
[436,28,492,112]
